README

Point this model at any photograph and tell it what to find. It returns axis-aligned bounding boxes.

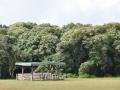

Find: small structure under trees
[15,61,66,80]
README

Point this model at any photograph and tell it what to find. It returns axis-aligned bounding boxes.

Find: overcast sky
[0,0,120,25]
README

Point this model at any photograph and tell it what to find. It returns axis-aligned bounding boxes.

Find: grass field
[0,78,120,90]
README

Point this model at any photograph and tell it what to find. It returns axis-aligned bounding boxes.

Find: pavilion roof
[15,61,66,67]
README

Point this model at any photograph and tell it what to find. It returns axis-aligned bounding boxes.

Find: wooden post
[31,66,33,80]
[22,66,24,80]
[0,65,1,78]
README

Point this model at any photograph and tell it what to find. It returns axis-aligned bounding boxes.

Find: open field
[0,78,120,90]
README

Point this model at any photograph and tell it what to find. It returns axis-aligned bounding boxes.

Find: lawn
[0,78,120,90]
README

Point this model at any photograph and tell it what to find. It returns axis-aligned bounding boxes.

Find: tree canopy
[1,22,120,78]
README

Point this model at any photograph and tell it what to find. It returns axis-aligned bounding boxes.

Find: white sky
[0,0,120,25]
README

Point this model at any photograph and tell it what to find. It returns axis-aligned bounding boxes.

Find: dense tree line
[0,22,120,78]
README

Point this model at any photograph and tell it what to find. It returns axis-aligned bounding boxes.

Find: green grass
[0,78,120,90]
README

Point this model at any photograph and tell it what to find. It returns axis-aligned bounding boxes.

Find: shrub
[66,73,78,78]
[79,61,98,76]
[79,73,96,78]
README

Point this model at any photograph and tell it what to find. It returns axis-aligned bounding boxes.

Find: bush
[66,73,78,78]
[79,73,96,78]
[79,61,98,76]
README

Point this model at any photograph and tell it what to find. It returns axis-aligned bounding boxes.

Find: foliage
[79,61,97,75]
[1,22,120,78]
